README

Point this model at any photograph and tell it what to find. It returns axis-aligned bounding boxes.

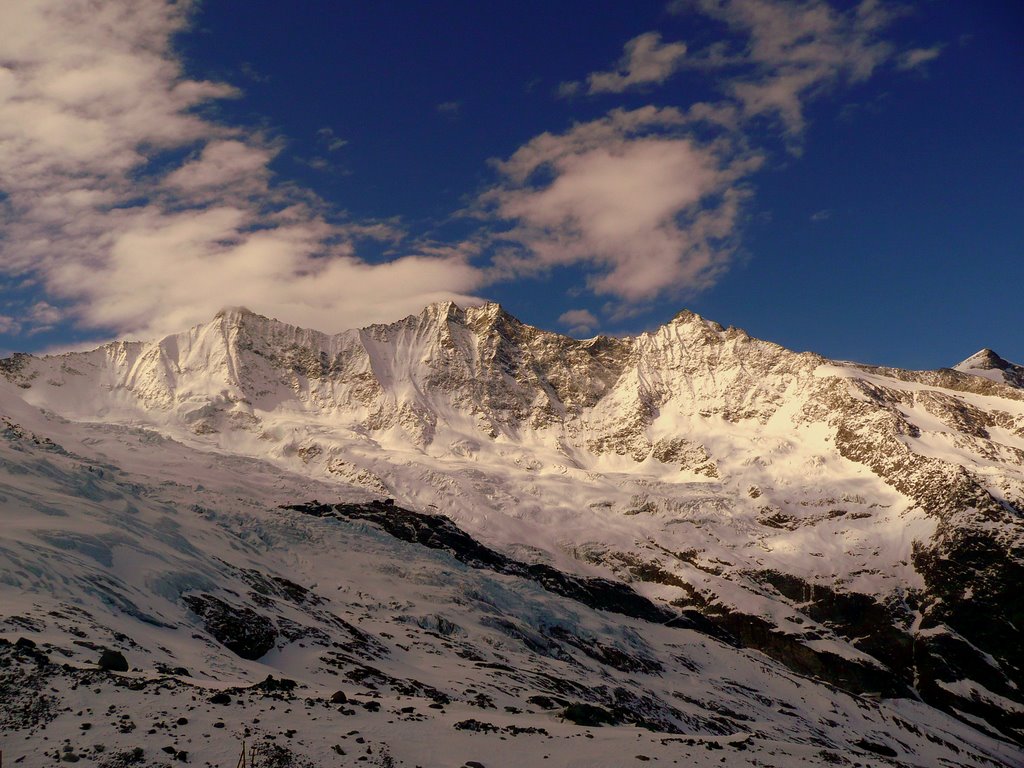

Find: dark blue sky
[2,1,1022,368]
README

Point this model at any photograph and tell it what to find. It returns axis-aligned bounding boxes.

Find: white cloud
[45,205,482,336]
[28,301,62,326]
[0,2,236,186]
[484,108,761,302]
[164,140,274,193]
[0,316,21,335]
[585,32,688,94]
[558,308,599,336]
[0,0,485,342]
[493,106,689,183]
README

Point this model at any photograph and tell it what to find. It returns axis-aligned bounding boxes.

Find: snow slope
[0,386,1020,766]
[2,303,1023,760]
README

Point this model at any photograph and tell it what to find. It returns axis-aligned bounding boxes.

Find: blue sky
[0,1,1021,368]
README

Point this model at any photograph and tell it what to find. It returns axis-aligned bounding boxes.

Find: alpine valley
[1,302,1022,767]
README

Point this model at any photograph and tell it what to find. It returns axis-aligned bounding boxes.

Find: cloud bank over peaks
[0,0,485,343]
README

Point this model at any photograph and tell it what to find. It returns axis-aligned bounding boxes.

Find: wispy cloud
[563,32,688,96]
[436,101,462,117]
[316,127,349,151]
[0,316,21,336]
[27,301,62,332]
[898,46,943,71]
[667,0,934,138]
[555,81,582,99]
[0,0,484,342]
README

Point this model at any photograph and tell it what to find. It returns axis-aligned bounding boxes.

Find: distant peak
[420,300,465,324]
[419,300,523,328]
[215,306,257,319]
[956,348,1012,372]
[212,306,275,331]
[670,308,725,333]
[474,300,506,315]
[466,301,518,322]
[954,348,1024,388]
[209,306,297,337]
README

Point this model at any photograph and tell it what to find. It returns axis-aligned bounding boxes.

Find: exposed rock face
[913,528,1024,737]
[284,500,730,641]
[181,594,278,660]
[97,649,128,672]
[651,437,718,476]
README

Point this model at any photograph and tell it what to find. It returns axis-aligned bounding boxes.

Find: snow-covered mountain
[1,303,1022,766]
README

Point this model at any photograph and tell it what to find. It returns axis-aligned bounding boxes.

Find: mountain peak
[415,300,525,332]
[954,348,1024,388]
[958,348,1010,370]
[671,308,724,330]
[422,299,463,318]
[214,305,259,321]
[464,301,523,331]
[468,300,509,318]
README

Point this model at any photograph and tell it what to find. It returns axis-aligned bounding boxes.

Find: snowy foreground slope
[1,303,1023,766]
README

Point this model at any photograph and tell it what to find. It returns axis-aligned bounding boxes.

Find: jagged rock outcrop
[182,594,278,660]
